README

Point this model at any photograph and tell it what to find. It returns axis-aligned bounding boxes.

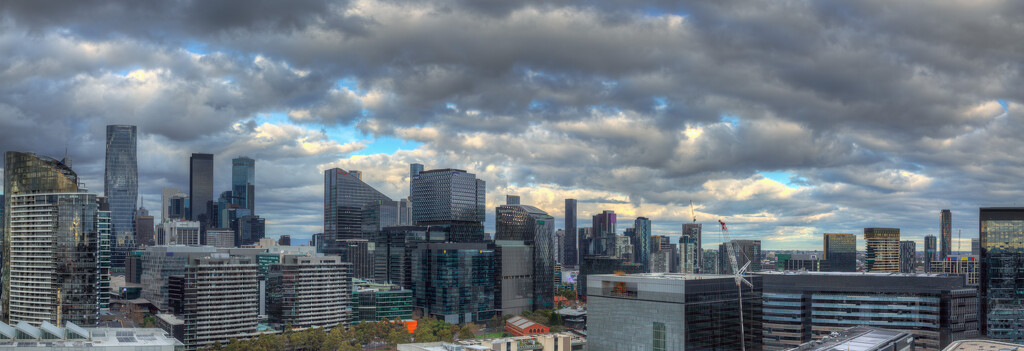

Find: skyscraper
[410,167,486,242]
[409,163,424,196]
[591,210,616,256]
[564,199,578,267]
[823,233,856,272]
[864,228,900,273]
[189,153,214,225]
[720,240,761,274]
[979,207,1024,342]
[900,240,917,273]
[925,235,938,272]
[231,156,255,212]
[161,188,187,222]
[323,167,393,251]
[495,199,555,311]
[182,255,258,350]
[3,152,101,326]
[682,223,702,271]
[941,209,952,259]
[635,217,652,271]
[105,125,138,269]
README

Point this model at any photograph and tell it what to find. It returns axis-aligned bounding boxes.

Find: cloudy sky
[2,1,1022,250]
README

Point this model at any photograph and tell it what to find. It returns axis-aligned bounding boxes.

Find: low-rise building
[505,316,549,337]
[354,280,413,323]
[790,326,913,351]
[0,322,182,350]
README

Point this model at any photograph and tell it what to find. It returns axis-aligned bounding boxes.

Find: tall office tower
[678,235,698,273]
[494,240,535,315]
[324,168,393,252]
[900,240,917,273]
[495,200,556,311]
[941,209,952,259]
[409,163,424,196]
[373,226,428,288]
[411,242,496,324]
[105,125,139,270]
[231,156,256,213]
[399,198,413,225]
[823,233,856,272]
[166,193,189,221]
[681,223,702,271]
[267,255,351,329]
[634,217,652,271]
[161,188,187,222]
[980,207,1024,342]
[278,235,291,246]
[97,197,112,312]
[864,228,900,272]
[587,273,763,350]
[182,255,258,350]
[759,272,978,351]
[703,249,719,274]
[554,229,565,264]
[189,153,214,225]
[579,227,594,256]
[972,238,980,256]
[3,152,101,326]
[410,167,486,242]
[564,199,578,267]
[135,211,155,247]
[237,215,266,247]
[591,210,617,256]
[925,235,938,272]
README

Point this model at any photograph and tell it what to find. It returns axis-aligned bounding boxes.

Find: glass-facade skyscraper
[864,228,900,273]
[634,217,652,271]
[823,233,856,272]
[3,152,101,326]
[189,153,214,224]
[979,207,1024,342]
[410,167,486,242]
[591,210,616,256]
[900,240,917,273]
[323,167,394,255]
[925,235,938,272]
[941,209,952,259]
[564,199,578,267]
[495,201,555,311]
[232,157,255,213]
[104,125,138,269]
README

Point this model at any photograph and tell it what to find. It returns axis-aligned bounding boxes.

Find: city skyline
[2,2,1023,250]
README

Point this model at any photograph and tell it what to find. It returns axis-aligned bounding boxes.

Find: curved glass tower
[104,125,137,268]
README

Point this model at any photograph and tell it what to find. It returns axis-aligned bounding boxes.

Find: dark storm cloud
[1,0,1022,246]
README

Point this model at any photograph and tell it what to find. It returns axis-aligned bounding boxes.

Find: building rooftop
[506,316,544,331]
[943,340,1022,351]
[0,323,182,348]
[590,272,737,280]
[757,270,944,277]
[790,326,910,351]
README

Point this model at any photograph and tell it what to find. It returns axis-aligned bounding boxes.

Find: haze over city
[3,1,1023,250]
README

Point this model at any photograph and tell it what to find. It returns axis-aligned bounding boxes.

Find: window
[653,322,666,351]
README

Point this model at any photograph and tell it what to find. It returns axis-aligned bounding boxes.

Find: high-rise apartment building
[231,157,255,213]
[925,235,938,272]
[410,167,486,242]
[941,209,952,259]
[587,273,763,350]
[823,233,856,272]
[564,199,578,267]
[189,153,214,228]
[266,255,351,329]
[634,217,652,271]
[98,198,112,311]
[864,228,900,272]
[900,240,917,273]
[181,254,258,351]
[105,125,138,269]
[139,245,219,311]
[979,207,1024,342]
[759,272,979,351]
[590,211,617,256]
[2,152,101,326]
[323,167,393,251]
[703,249,719,274]
[495,200,555,311]
[678,235,699,273]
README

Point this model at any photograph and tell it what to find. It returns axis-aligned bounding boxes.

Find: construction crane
[719,220,753,351]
